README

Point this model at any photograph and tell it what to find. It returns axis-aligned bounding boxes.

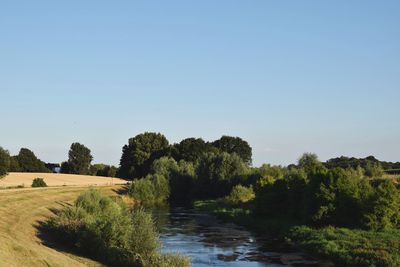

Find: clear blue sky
[1,1,399,166]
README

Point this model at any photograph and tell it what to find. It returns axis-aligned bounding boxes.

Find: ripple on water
[155,207,320,267]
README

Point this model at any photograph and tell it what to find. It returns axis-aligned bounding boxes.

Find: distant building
[45,163,61,173]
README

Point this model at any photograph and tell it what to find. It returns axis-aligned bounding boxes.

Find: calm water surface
[153,207,329,267]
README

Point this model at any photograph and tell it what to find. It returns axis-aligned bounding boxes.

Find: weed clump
[32,178,47,187]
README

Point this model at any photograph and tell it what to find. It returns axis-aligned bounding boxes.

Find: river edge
[152,205,324,266]
[192,200,337,267]
[193,200,400,267]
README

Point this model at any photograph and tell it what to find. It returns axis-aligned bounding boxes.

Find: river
[152,207,331,267]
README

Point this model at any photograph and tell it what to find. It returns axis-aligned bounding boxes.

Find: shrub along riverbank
[121,139,400,266]
[194,199,400,267]
[45,189,189,267]
[2,134,399,265]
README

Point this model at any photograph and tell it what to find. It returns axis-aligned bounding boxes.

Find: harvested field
[0,172,127,188]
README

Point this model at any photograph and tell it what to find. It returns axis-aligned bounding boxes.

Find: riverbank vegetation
[288,226,400,266]
[114,133,399,266]
[46,189,189,267]
[192,153,400,266]
[2,132,399,266]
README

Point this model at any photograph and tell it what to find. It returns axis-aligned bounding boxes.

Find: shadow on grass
[33,186,133,267]
[34,207,109,267]
[112,184,130,195]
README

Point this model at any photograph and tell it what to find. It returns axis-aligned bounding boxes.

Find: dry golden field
[0,185,124,266]
[0,172,127,188]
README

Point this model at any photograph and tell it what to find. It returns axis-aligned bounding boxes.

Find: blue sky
[1,1,399,166]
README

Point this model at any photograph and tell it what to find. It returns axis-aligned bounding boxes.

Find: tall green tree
[150,157,196,203]
[9,156,21,172]
[66,143,93,174]
[196,152,250,198]
[118,132,169,179]
[16,148,49,172]
[298,153,323,173]
[212,136,252,165]
[60,161,70,174]
[172,137,213,162]
[0,147,11,177]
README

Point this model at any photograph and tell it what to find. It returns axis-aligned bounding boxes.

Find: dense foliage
[2,133,400,266]
[118,132,170,179]
[0,147,11,177]
[90,164,117,177]
[128,153,251,204]
[15,148,49,173]
[325,155,399,174]
[8,156,21,172]
[62,143,93,175]
[171,137,213,163]
[47,189,189,267]
[224,185,255,205]
[192,152,399,266]
[150,157,196,204]
[288,226,400,267]
[32,178,47,187]
[212,136,252,165]
[117,133,253,179]
[128,174,170,205]
[117,133,254,204]
[254,154,400,230]
[196,152,250,198]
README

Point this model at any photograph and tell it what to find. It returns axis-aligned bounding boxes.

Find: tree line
[0,147,50,176]
[1,133,398,266]
[0,144,116,178]
[1,132,398,183]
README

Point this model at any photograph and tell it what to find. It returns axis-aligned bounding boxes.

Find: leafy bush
[254,160,400,230]
[196,152,250,198]
[364,161,385,178]
[150,157,196,204]
[32,178,47,187]
[363,180,400,230]
[128,174,170,204]
[225,185,255,205]
[47,189,189,267]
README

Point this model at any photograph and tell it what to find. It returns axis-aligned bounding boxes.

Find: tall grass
[288,226,400,267]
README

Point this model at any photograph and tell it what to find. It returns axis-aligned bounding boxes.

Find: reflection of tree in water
[153,206,321,266]
[153,206,200,236]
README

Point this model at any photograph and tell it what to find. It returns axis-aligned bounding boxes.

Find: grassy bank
[0,185,121,266]
[288,226,400,266]
[194,200,400,267]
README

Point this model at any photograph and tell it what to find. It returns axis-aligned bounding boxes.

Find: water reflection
[152,207,323,267]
